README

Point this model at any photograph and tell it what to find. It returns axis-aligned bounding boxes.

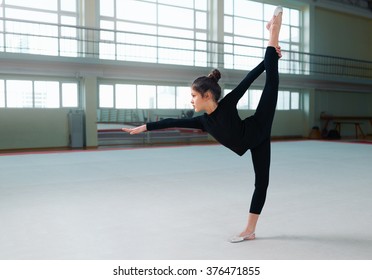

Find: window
[137,85,156,109]
[116,84,136,109]
[291,91,300,110]
[62,83,78,107]
[34,81,59,108]
[0,80,5,107]
[176,87,191,109]
[225,88,301,110]
[277,91,290,110]
[1,0,79,57]
[99,83,192,110]
[277,91,300,110]
[99,85,114,108]
[0,79,79,108]
[99,0,208,66]
[158,86,176,109]
[224,1,302,72]
[6,80,33,108]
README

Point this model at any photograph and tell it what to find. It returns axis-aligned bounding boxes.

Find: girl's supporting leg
[249,137,271,215]
[236,138,271,239]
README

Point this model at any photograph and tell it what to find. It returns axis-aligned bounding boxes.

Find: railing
[1,18,372,79]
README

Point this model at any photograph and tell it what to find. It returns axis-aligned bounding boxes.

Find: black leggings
[249,47,279,214]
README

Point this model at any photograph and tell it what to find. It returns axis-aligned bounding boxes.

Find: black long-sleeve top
[147,61,266,156]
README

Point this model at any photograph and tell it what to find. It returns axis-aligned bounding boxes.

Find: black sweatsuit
[147,46,279,214]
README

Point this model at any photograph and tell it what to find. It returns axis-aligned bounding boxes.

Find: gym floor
[1,140,371,260]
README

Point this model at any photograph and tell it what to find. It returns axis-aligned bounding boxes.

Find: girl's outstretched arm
[122,116,205,135]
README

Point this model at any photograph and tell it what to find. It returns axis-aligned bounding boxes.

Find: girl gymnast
[122,6,283,242]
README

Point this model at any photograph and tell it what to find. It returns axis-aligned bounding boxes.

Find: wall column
[302,89,316,137]
[82,77,98,148]
[81,0,98,148]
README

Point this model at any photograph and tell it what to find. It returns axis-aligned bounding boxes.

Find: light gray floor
[1,141,372,260]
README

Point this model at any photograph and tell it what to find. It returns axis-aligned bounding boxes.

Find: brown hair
[192,69,221,102]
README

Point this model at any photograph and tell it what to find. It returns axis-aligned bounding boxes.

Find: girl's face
[191,90,206,112]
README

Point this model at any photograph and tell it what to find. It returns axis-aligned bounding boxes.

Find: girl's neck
[205,102,218,115]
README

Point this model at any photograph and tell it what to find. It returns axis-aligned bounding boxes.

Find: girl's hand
[121,124,147,135]
[275,46,282,58]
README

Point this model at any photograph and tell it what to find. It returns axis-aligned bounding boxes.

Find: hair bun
[208,69,221,82]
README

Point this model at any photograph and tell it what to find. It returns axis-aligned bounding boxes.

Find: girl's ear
[204,90,212,100]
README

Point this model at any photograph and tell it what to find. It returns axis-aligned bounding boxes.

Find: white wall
[313,7,372,61]
[314,90,372,136]
[0,109,70,150]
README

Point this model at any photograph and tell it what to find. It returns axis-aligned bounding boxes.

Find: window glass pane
[282,7,290,25]
[158,37,193,50]
[100,20,115,41]
[234,0,262,19]
[224,16,233,33]
[100,0,114,17]
[158,48,193,65]
[291,91,300,109]
[195,0,207,10]
[60,38,78,57]
[248,89,261,109]
[61,0,76,12]
[158,0,194,8]
[61,16,77,37]
[99,42,115,59]
[196,32,206,40]
[0,80,4,107]
[277,91,290,110]
[234,18,262,37]
[195,51,207,67]
[158,5,193,29]
[291,27,300,43]
[34,81,59,108]
[137,85,156,109]
[117,44,157,63]
[225,0,233,15]
[176,86,191,109]
[6,80,33,108]
[158,27,193,39]
[99,85,114,108]
[291,9,300,26]
[61,16,76,26]
[117,0,156,23]
[237,91,248,109]
[221,89,230,99]
[196,11,207,30]
[116,84,136,109]
[281,24,290,42]
[7,0,57,11]
[62,83,78,107]
[157,86,175,109]
[117,21,157,34]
